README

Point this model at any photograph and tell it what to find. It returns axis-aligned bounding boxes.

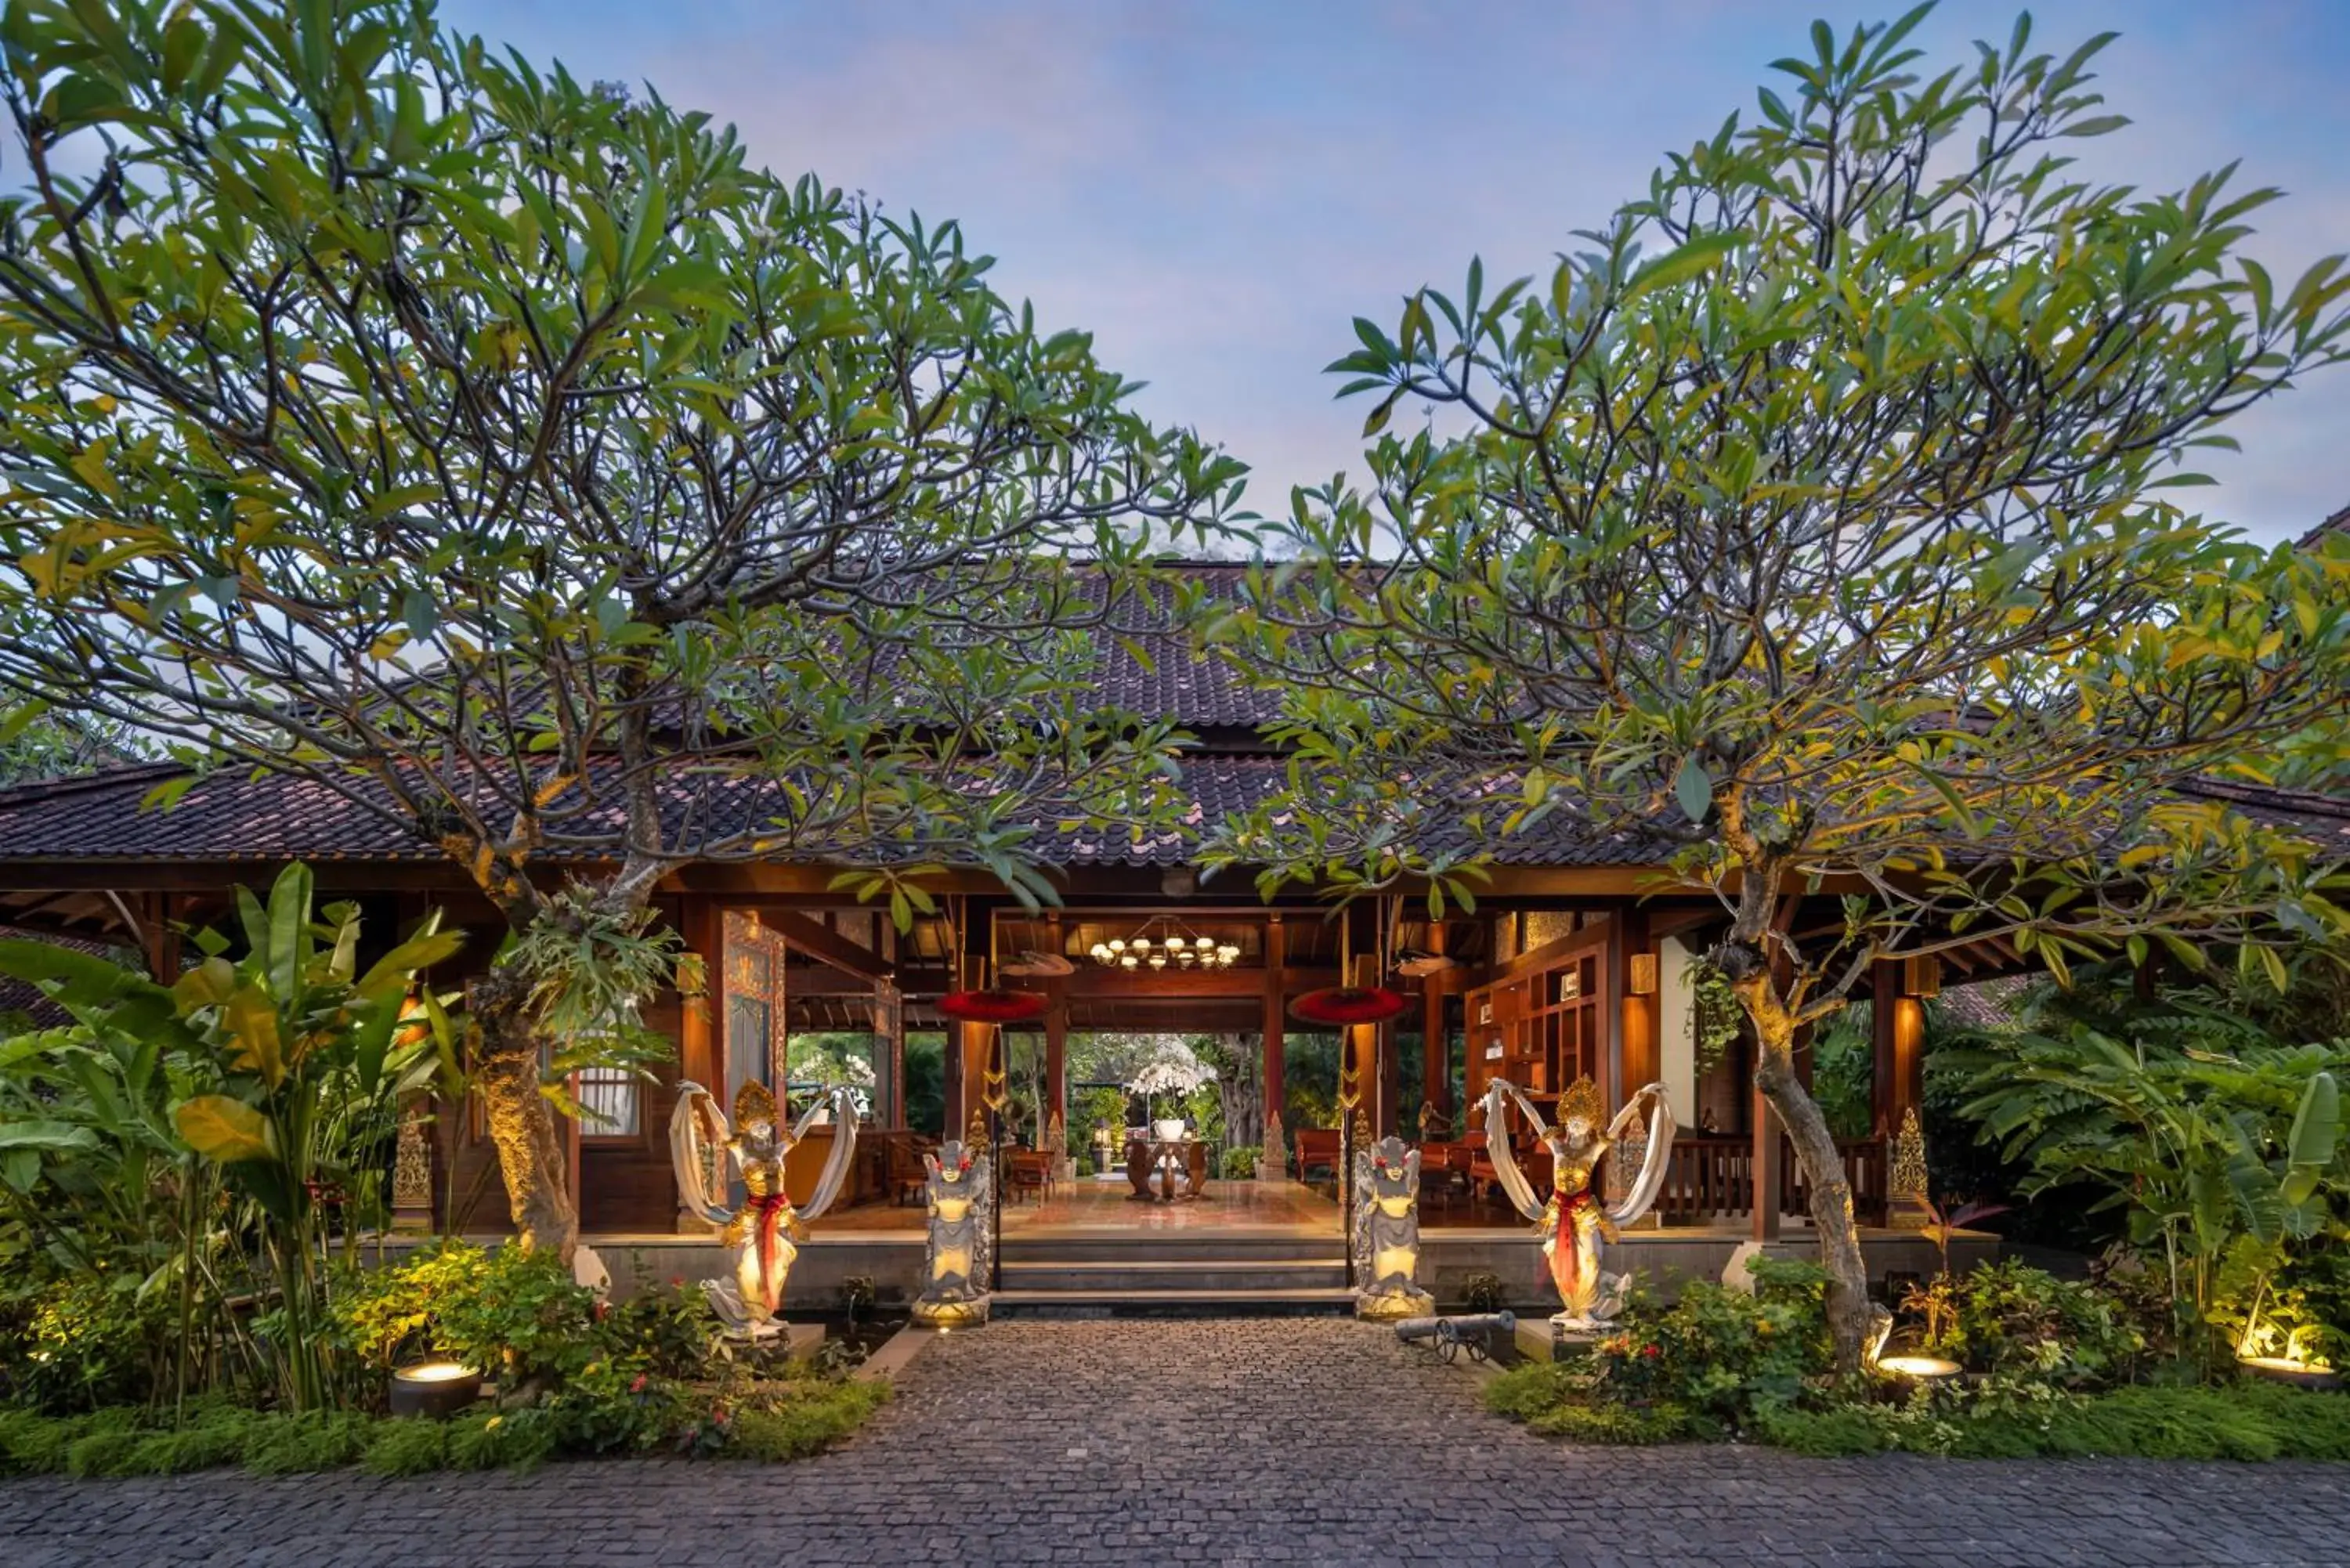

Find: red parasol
[1289,985,1408,1026]
[936,988,1049,1024]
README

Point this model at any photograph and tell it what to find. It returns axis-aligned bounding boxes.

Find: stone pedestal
[729,1320,826,1364]
[1514,1319,1605,1364]
[912,1294,990,1329]
[1355,1286,1435,1322]
[389,1105,434,1236]
[1259,1113,1289,1184]
[1888,1105,1932,1226]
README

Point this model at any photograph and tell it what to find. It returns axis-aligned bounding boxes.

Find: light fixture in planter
[1876,1353,1961,1382]
[389,1359,483,1418]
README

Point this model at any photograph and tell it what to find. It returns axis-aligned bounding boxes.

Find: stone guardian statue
[1353,1135,1434,1320]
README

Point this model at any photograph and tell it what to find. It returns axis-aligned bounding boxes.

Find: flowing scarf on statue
[747,1191,793,1306]
[1546,1188,1618,1301]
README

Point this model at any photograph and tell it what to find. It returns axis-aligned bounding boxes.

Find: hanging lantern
[1289,985,1409,1026]
[936,988,1049,1024]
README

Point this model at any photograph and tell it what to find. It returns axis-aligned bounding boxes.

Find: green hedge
[0,1378,887,1478]
[1484,1369,2350,1461]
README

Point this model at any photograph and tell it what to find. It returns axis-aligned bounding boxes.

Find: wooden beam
[748,907,891,981]
[1065,965,1338,999]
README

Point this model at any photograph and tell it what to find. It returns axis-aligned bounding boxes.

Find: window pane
[578,1069,639,1136]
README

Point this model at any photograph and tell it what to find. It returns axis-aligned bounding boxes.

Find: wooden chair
[1415,1140,1461,1206]
[1006,1148,1052,1205]
[885,1131,937,1206]
[1293,1127,1342,1183]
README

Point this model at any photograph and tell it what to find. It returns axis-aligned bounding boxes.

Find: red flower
[630,1374,648,1394]
[1643,1343,1661,1359]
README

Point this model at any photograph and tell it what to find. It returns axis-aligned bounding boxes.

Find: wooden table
[1124,1136,1211,1202]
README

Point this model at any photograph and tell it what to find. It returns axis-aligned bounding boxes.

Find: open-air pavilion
[2,566,2345,1310]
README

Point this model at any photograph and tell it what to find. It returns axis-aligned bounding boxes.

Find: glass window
[577,1067,640,1137]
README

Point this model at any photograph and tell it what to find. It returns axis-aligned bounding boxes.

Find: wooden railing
[1651,1134,1885,1227]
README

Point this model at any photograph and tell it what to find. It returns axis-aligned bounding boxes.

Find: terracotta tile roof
[0,753,1682,869]
[2301,502,2350,551]
[0,925,114,1027]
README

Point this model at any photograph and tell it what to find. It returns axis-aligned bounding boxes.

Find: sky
[440,0,2350,546]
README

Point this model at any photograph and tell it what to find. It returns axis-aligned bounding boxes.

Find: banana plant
[0,864,463,1409]
[1958,1024,2347,1359]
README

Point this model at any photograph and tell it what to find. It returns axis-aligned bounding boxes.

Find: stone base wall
[375,1233,927,1311]
[1419,1230,1998,1312]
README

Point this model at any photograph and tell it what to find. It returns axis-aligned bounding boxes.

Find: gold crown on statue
[733,1078,777,1127]
[1559,1075,1604,1126]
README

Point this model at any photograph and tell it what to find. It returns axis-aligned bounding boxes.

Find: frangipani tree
[1208,8,2350,1364]
[0,1,1241,1255]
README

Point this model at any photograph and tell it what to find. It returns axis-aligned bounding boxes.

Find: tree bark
[1738,974,1875,1371]
[1218,1031,1264,1154]
[472,963,578,1262]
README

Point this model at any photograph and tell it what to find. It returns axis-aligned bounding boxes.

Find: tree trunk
[1740,981,1875,1372]
[1220,1031,1264,1154]
[472,966,578,1262]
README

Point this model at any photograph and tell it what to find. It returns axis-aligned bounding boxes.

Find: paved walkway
[5,1319,2348,1566]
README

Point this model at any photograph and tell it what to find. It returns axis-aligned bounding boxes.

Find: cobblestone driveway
[5,1318,2348,1566]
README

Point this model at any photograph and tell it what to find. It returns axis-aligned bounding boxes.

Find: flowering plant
[1126,1041,1215,1125]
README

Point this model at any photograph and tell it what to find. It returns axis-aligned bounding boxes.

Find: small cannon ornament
[1394,1310,1518,1364]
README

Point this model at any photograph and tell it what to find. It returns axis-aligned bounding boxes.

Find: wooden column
[1043,914,1068,1142]
[1614,909,1657,1093]
[678,895,721,1095]
[1750,1050,1782,1242]
[1261,915,1286,1143]
[138,891,180,981]
[1870,959,1900,1136]
[873,981,903,1130]
[1364,950,1401,1137]
[1419,919,1448,1130]
[1867,959,1928,1133]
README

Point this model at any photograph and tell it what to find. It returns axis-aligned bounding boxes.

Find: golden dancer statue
[671,1078,859,1337]
[1480,1076,1674,1330]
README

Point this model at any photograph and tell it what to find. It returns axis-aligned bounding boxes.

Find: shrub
[331,1240,718,1397]
[1950,1259,2144,1386]
[360,1418,449,1477]
[598,1281,720,1380]
[722,1380,888,1461]
[1220,1147,1260,1180]
[242,1409,376,1475]
[9,1277,177,1414]
[443,1408,559,1472]
[1526,1400,1693,1445]
[1751,1382,2350,1461]
[1592,1260,1834,1427]
[330,1241,497,1375]
[1483,1362,1583,1424]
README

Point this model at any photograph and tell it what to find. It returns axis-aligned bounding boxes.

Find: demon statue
[1353,1135,1435,1321]
[1480,1076,1674,1330]
[670,1078,859,1337]
[913,1138,994,1328]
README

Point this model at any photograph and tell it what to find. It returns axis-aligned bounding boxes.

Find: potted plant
[1128,1046,1213,1143]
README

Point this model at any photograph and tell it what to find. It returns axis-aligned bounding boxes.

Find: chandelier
[1088,918,1242,971]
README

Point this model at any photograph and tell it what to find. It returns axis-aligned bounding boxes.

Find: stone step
[998,1258,1349,1293]
[998,1232,1341,1264]
[989,1286,1359,1320]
